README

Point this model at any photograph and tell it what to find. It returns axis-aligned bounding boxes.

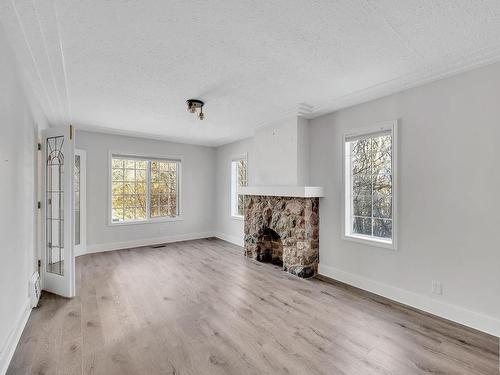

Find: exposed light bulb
[186,99,205,118]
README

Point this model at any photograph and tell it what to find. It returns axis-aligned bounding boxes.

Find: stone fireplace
[243,195,319,278]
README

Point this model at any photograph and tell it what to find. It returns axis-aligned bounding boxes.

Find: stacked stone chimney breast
[244,195,319,278]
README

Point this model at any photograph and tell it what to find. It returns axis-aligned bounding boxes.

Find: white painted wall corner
[213,232,244,248]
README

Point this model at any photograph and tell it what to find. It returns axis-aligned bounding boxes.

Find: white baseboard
[213,232,244,247]
[83,231,215,255]
[0,298,31,375]
[318,263,500,338]
[74,246,87,257]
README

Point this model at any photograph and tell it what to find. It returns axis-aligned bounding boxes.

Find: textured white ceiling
[2,0,500,146]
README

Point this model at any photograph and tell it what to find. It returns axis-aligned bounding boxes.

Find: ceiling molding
[310,46,500,119]
[297,103,315,118]
[53,0,72,124]
[32,0,65,124]
[76,47,500,148]
[252,103,316,132]
[248,46,500,135]
[9,0,58,121]
[4,1,500,146]
[72,123,222,147]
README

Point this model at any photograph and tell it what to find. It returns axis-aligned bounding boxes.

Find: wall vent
[30,271,41,308]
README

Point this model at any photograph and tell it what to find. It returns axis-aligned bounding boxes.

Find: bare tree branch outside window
[237,159,247,216]
[111,159,148,222]
[348,134,392,239]
[111,158,179,222]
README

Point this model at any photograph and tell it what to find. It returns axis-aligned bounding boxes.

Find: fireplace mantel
[239,186,324,198]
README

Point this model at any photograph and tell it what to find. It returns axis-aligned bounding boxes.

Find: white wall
[252,117,298,185]
[296,116,310,186]
[0,25,46,374]
[252,116,311,186]
[252,116,313,186]
[214,138,253,246]
[310,61,500,336]
[75,130,216,253]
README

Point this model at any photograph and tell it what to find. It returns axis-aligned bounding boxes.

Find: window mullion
[176,161,180,216]
[350,143,354,235]
[146,160,151,220]
[122,165,125,222]
[231,161,235,216]
[371,138,374,237]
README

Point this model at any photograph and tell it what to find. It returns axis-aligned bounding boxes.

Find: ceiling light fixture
[186,99,205,120]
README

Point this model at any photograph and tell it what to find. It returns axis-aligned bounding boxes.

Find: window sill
[231,215,244,221]
[343,233,396,250]
[109,216,184,226]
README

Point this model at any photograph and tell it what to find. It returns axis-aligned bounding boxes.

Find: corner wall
[309,61,500,336]
[0,24,46,374]
[214,138,253,246]
[75,130,217,253]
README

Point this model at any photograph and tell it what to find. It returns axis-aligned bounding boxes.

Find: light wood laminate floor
[8,238,499,375]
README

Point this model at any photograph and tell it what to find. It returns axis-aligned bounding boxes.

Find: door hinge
[37,201,41,209]
[37,143,41,151]
[37,259,41,269]
[70,124,73,140]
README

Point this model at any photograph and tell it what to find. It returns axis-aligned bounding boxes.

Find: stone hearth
[244,195,319,278]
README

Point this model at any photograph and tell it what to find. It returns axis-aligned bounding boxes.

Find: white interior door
[74,149,86,256]
[42,126,75,298]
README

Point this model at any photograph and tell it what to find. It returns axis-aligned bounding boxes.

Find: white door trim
[41,126,75,298]
[75,149,87,256]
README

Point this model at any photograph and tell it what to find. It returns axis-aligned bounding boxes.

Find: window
[344,122,397,248]
[111,155,180,224]
[150,160,178,218]
[231,157,247,218]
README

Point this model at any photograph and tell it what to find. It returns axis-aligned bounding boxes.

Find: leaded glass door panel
[42,126,75,298]
[74,149,86,256]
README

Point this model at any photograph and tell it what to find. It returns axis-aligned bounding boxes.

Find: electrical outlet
[432,280,443,295]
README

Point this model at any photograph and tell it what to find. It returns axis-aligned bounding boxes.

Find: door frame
[41,126,75,298]
[75,149,87,256]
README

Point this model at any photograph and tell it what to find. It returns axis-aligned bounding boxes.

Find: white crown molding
[252,47,500,134]
[8,0,60,123]
[311,46,500,118]
[253,103,316,132]
[297,102,315,118]
[72,123,220,147]
[52,49,500,148]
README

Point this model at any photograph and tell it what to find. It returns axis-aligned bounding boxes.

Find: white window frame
[231,154,248,220]
[342,120,398,250]
[108,151,183,226]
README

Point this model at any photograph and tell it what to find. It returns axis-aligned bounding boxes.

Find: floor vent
[150,244,166,248]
